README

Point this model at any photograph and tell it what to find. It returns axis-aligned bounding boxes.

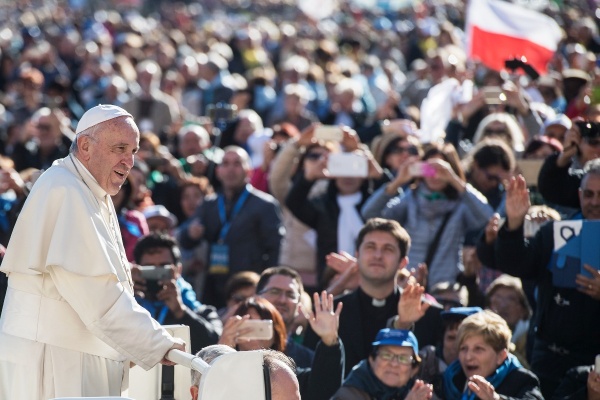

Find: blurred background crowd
[0,0,599,398]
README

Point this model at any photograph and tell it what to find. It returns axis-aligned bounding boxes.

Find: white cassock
[0,155,177,399]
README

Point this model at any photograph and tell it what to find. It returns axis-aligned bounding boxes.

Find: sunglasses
[388,146,419,156]
[305,152,324,161]
[483,128,508,136]
[482,170,503,183]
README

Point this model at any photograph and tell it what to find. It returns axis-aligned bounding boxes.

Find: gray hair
[582,158,600,188]
[190,345,236,387]
[69,123,101,154]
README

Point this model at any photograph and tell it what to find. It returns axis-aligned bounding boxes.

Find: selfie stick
[166,349,211,374]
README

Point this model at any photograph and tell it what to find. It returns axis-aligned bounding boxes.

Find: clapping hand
[467,375,500,400]
[302,291,343,346]
[405,379,433,400]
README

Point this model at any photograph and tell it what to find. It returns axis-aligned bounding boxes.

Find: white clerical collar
[372,298,386,307]
[67,155,108,200]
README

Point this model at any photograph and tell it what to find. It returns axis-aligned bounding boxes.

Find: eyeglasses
[305,152,324,161]
[388,146,419,156]
[377,351,414,365]
[259,287,300,302]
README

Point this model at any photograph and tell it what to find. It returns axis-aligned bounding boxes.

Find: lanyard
[218,186,250,242]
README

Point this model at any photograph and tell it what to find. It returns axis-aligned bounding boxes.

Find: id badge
[209,243,230,275]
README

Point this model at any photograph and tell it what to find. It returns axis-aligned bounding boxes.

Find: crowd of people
[0,0,599,398]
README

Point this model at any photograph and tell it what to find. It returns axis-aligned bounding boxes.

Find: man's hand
[161,340,186,366]
[588,368,600,400]
[504,175,530,231]
[156,272,186,319]
[325,251,360,295]
[303,291,343,346]
[557,124,581,167]
[396,282,429,328]
[576,264,600,300]
[485,213,502,244]
[130,265,148,299]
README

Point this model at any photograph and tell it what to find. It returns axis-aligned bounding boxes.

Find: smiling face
[357,231,405,286]
[77,116,139,196]
[369,345,417,388]
[580,173,600,220]
[458,334,507,379]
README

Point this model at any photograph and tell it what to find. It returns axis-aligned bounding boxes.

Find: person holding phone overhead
[362,142,493,290]
[285,125,382,287]
[0,104,185,399]
[476,159,600,398]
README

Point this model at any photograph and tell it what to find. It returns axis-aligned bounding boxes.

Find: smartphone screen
[327,153,368,177]
[238,320,273,340]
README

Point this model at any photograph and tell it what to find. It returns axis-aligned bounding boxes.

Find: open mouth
[115,170,127,178]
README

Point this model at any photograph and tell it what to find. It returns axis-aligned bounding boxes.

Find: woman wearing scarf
[362,142,493,290]
[441,310,543,400]
[332,329,433,400]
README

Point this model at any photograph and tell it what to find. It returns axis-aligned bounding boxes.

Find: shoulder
[502,367,541,388]
[248,186,278,205]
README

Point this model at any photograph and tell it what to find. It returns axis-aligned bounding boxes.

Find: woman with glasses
[441,310,542,400]
[370,126,423,190]
[362,142,493,291]
[332,329,433,400]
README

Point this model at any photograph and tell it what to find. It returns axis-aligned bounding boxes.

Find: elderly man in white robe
[0,104,186,399]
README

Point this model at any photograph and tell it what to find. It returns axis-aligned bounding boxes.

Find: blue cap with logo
[372,329,420,359]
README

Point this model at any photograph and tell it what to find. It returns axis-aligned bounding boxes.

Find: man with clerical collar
[303,217,443,375]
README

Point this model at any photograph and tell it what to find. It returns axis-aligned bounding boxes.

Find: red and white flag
[466,0,562,74]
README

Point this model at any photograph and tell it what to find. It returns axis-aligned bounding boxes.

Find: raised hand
[396,282,429,328]
[303,291,343,346]
[467,375,500,400]
[504,175,530,230]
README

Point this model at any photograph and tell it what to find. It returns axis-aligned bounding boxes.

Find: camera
[576,121,600,139]
[503,57,540,80]
[138,265,172,300]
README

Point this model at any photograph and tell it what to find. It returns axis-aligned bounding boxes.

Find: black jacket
[476,220,600,360]
[285,177,370,286]
[303,287,443,376]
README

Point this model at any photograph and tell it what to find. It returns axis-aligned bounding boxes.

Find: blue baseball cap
[372,329,420,360]
[441,306,482,320]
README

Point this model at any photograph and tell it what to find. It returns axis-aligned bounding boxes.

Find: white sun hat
[76,104,133,135]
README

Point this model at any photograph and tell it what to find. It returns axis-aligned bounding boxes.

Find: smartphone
[314,125,343,142]
[238,320,273,341]
[481,86,506,105]
[327,153,368,177]
[421,293,444,309]
[408,162,436,178]
[595,354,600,371]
